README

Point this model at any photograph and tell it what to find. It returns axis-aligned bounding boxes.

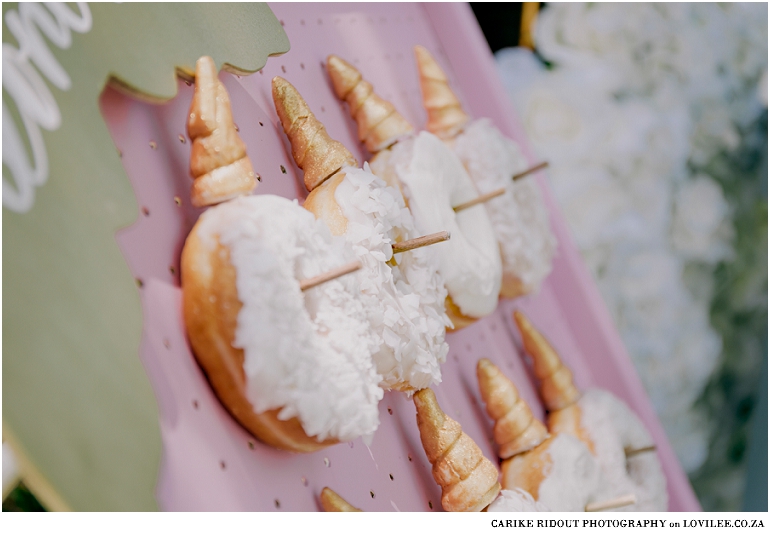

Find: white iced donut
[566,389,668,511]
[370,131,502,327]
[182,194,383,451]
[305,164,451,391]
[452,119,556,298]
[501,433,613,511]
[487,488,551,512]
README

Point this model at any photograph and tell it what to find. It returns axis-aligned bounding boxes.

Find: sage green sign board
[2,2,289,510]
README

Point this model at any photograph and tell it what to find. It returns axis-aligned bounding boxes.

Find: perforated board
[101,3,700,511]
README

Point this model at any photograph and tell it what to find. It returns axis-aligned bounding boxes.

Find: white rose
[671,175,733,263]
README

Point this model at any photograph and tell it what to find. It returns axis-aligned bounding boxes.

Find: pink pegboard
[100,3,700,511]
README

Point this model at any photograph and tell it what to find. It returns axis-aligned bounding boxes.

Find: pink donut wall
[99,3,700,511]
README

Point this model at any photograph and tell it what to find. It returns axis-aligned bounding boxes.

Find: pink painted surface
[100,2,700,511]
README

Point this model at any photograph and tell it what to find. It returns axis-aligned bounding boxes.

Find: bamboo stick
[453,187,506,212]
[299,260,362,291]
[585,494,637,512]
[391,231,451,255]
[625,445,657,458]
[512,161,549,181]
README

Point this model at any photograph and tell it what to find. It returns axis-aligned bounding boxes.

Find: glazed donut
[181,57,383,452]
[415,46,556,299]
[566,389,668,511]
[477,358,611,512]
[513,311,668,510]
[326,55,502,330]
[182,195,384,451]
[272,77,451,392]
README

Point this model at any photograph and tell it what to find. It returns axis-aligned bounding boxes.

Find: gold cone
[326,55,413,153]
[513,311,581,411]
[272,76,357,192]
[414,388,501,512]
[320,487,362,512]
[187,56,257,207]
[414,45,470,140]
[477,359,549,459]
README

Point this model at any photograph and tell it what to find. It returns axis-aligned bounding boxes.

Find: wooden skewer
[512,161,549,181]
[453,187,506,212]
[299,260,362,291]
[625,445,657,458]
[585,494,637,512]
[391,231,451,255]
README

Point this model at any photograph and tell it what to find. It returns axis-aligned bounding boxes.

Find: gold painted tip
[326,55,362,100]
[476,359,548,457]
[414,45,448,81]
[320,487,362,512]
[414,45,469,139]
[271,76,357,191]
[188,56,218,138]
[513,311,559,377]
[414,388,447,432]
[513,311,580,411]
[326,54,413,153]
[414,389,501,512]
[186,56,255,206]
[272,75,311,128]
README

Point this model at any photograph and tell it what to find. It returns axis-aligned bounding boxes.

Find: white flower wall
[495,2,767,481]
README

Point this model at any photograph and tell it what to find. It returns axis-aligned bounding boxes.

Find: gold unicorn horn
[513,311,581,411]
[320,487,362,512]
[187,56,257,207]
[272,76,357,192]
[477,359,549,458]
[414,45,470,140]
[326,55,414,153]
[414,388,501,512]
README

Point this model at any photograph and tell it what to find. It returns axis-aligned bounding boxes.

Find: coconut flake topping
[334,164,451,391]
[196,195,383,442]
[371,131,502,318]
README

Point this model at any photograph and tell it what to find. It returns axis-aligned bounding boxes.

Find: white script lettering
[2,2,92,213]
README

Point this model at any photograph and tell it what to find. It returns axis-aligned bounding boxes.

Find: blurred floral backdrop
[490,3,767,511]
